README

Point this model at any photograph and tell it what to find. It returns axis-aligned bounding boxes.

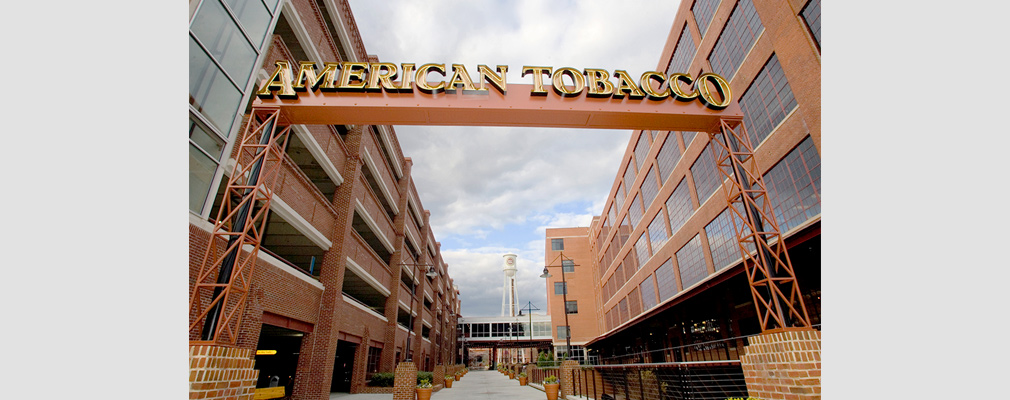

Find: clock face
[506,258,514,266]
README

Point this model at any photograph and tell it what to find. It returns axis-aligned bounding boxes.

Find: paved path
[330,370,555,400]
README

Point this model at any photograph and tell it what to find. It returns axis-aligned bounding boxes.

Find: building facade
[188,0,461,399]
[545,0,821,365]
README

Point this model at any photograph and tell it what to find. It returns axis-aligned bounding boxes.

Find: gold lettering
[584,68,614,97]
[612,70,645,99]
[639,71,670,100]
[695,73,732,109]
[398,63,416,91]
[447,64,478,91]
[415,63,446,93]
[668,73,698,101]
[366,63,399,91]
[256,61,296,99]
[338,62,369,89]
[292,62,340,92]
[551,67,585,97]
[522,66,553,96]
[478,65,508,94]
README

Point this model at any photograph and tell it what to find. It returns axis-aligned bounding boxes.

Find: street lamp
[400,262,438,363]
[541,252,574,362]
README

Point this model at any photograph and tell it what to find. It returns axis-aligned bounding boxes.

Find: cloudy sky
[345,0,681,316]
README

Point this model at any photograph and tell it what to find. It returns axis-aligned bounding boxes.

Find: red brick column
[740,328,821,400]
[393,362,418,400]
[189,345,258,400]
[433,364,445,385]
[350,330,370,393]
[560,359,578,399]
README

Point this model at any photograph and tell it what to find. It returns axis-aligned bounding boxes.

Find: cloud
[346,0,680,316]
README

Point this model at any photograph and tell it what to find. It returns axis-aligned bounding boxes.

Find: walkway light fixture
[541,252,574,362]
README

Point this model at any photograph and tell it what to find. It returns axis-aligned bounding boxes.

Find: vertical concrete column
[560,359,579,399]
[299,125,366,399]
[393,362,418,400]
[740,328,821,400]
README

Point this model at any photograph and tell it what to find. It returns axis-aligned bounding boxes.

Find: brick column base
[434,364,444,385]
[393,362,418,400]
[560,359,578,400]
[189,345,258,400]
[740,329,821,400]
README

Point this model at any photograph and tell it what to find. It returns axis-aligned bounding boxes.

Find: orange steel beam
[708,119,811,332]
[189,107,292,346]
[252,83,741,131]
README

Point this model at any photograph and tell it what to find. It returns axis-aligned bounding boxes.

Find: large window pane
[691,143,723,205]
[225,0,272,48]
[190,118,224,159]
[191,0,258,80]
[740,55,797,148]
[189,37,242,135]
[655,258,678,301]
[190,144,219,212]
[763,136,821,232]
[708,0,764,80]
[640,275,657,310]
[801,0,821,48]
[666,180,694,234]
[676,235,707,289]
[692,0,720,36]
[656,134,682,183]
[666,25,696,75]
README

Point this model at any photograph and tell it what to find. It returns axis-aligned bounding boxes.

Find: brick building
[188,0,461,399]
[544,0,821,369]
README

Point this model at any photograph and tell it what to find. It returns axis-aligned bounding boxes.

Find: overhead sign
[256,62,732,109]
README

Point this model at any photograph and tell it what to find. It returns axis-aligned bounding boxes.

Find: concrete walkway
[329,370,551,400]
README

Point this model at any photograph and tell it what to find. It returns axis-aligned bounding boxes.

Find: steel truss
[708,118,811,332]
[189,107,292,345]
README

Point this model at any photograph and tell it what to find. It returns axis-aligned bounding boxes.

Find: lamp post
[400,262,438,363]
[519,301,540,363]
[541,252,574,361]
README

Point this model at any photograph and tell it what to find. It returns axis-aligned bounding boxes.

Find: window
[692,0,720,36]
[648,213,669,252]
[740,54,798,149]
[557,326,571,339]
[690,143,724,205]
[554,282,567,295]
[666,25,696,75]
[640,167,659,210]
[618,298,629,323]
[635,233,651,267]
[624,248,640,274]
[640,274,658,310]
[615,183,626,210]
[801,0,821,49]
[656,134,682,183]
[367,346,382,373]
[676,235,708,289]
[623,160,637,191]
[655,258,678,301]
[628,194,644,228]
[565,301,578,314]
[562,259,575,273]
[682,131,698,149]
[551,238,565,251]
[634,132,651,171]
[763,136,821,232]
[708,0,764,80]
[189,143,220,212]
[706,205,755,271]
[666,180,694,235]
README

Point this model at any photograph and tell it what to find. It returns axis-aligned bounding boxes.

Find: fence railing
[569,362,747,400]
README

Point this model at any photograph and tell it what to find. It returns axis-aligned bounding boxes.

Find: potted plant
[508,369,515,379]
[444,375,454,388]
[518,372,528,386]
[543,375,560,400]
[416,379,433,400]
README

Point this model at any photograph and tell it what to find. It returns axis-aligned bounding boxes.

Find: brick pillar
[560,359,578,400]
[350,329,370,393]
[189,345,258,400]
[740,328,821,400]
[393,362,418,400]
[433,364,445,387]
[381,158,414,373]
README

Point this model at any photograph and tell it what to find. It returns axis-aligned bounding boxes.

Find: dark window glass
[628,194,644,228]
[740,55,798,148]
[656,134,682,183]
[557,326,570,339]
[640,275,658,310]
[708,0,764,80]
[614,264,625,288]
[801,0,821,48]
[666,179,694,234]
[551,238,565,251]
[666,25,696,75]
[565,301,578,314]
[648,213,668,253]
[655,258,678,301]
[624,244,640,273]
[562,259,575,273]
[367,347,382,373]
[191,0,258,82]
[624,160,637,190]
[635,232,651,267]
[706,205,754,271]
[618,216,631,248]
[763,136,821,232]
[554,282,567,295]
[618,298,629,323]
[615,183,626,210]
[640,167,660,210]
[692,0,720,36]
[691,143,724,205]
[190,144,219,212]
[225,0,272,48]
[190,118,224,160]
[676,235,707,289]
[634,132,651,171]
[628,288,642,317]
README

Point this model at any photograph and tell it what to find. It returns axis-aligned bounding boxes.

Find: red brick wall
[189,345,258,400]
[740,328,821,399]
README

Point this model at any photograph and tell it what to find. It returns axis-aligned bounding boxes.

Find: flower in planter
[445,376,454,381]
[417,379,432,388]
[543,375,559,384]
[518,372,527,378]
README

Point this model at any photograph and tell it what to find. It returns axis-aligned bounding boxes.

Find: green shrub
[367,372,394,387]
[416,371,433,385]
